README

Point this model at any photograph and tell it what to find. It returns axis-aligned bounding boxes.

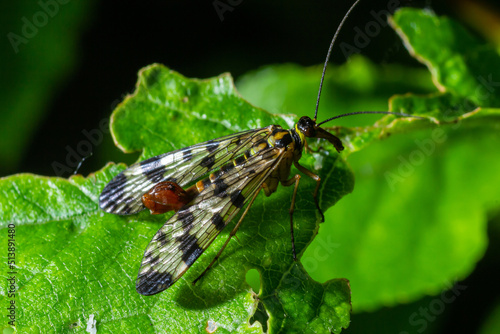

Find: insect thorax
[267,126,303,152]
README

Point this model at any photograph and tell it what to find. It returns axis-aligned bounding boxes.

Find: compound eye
[297,116,317,137]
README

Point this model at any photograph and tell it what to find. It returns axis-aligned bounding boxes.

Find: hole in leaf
[205,319,217,333]
[68,320,80,329]
[245,268,261,293]
[250,300,269,333]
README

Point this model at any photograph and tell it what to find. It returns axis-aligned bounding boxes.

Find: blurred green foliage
[0,0,94,174]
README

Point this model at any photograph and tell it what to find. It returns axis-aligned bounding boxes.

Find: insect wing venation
[135,144,284,295]
[99,127,271,215]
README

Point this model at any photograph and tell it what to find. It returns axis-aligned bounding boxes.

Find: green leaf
[1,65,354,333]
[389,8,500,107]
[314,127,499,311]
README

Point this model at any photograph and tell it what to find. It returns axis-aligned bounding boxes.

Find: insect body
[99,116,345,295]
[142,181,197,214]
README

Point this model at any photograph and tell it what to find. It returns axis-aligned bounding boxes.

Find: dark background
[3,0,500,333]
[12,0,493,177]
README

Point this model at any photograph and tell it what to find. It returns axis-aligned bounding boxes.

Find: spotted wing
[136,146,285,295]
[99,127,273,215]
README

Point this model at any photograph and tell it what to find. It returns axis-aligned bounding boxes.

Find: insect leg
[304,139,325,154]
[293,161,325,222]
[281,174,302,261]
[192,185,263,285]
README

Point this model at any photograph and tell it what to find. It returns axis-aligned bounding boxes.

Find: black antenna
[317,111,424,126]
[314,0,362,121]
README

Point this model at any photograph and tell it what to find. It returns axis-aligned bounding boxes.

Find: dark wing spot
[140,161,166,183]
[200,156,216,169]
[147,254,161,266]
[183,245,203,267]
[140,154,163,165]
[136,270,174,296]
[211,213,225,231]
[230,190,245,209]
[206,140,220,153]
[213,180,229,197]
[177,209,195,230]
[177,234,203,266]
[154,229,169,246]
[220,162,235,174]
[234,156,246,166]
[99,173,127,211]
